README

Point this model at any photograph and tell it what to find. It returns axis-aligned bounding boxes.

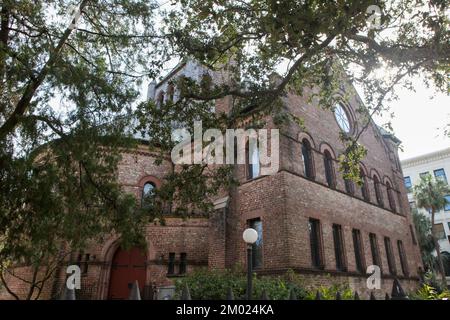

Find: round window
[334,103,351,133]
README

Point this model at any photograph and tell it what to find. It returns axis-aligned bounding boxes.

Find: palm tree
[414,174,450,288]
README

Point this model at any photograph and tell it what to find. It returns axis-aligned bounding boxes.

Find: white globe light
[243,228,258,244]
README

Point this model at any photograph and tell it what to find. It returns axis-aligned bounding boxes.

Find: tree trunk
[431,209,447,289]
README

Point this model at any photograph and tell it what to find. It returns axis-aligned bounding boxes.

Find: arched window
[360,168,370,201]
[156,91,164,106]
[386,181,397,212]
[247,141,260,180]
[373,175,383,206]
[141,182,155,208]
[301,139,314,179]
[344,175,355,195]
[167,83,175,102]
[323,150,335,188]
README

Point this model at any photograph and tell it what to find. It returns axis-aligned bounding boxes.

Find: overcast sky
[371,78,449,161]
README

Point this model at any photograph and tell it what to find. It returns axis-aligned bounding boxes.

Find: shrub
[410,284,450,300]
[174,267,308,300]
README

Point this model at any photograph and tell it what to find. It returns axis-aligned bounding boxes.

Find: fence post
[315,291,321,300]
[226,287,234,300]
[370,292,376,300]
[385,293,390,300]
[60,286,76,300]
[335,291,341,300]
[391,278,408,300]
[354,291,360,300]
[128,280,141,300]
[181,283,192,300]
[260,289,269,300]
[289,288,297,300]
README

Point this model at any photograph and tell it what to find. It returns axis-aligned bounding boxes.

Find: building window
[384,237,397,275]
[301,139,314,179]
[334,103,351,133]
[373,175,384,206]
[419,172,430,179]
[156,90,165,106]
[434,223,446,240]
[410,225,417,245]
[352,229,365,273]
[360,169,370,201]
[246,141,260,180]
[404,176,412,193]
[323,151,335,188]
[179,253,187,274]
[386,181,397,212]
[308,218,324,269]
[248,218,263,269]
[397,240,409,276]
[444,195,450,211]
[332,224,346,271]
[369,233,382,272]
[434,169,447,184]
[141,182,156,208]
[167,252,175,275]
[344,176,355,195]
[167,83,175,102]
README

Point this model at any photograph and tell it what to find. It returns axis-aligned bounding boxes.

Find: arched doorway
[108,247,146,300]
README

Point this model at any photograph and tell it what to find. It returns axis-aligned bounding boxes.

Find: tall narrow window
[141,182,156,208]
[360,169,370,201]
[386,181,397,212]
[409,225,417,245]
[332,224,346,271]
[308,218,324,269]
[247,141,260,180]
[352,229,365,273]
[344,176,355,195]
[369,233,382,272]
[301,139,314,179]
[323,151,335,188]
[373,175,384,206]
[248,218,263,269]
[179,253,187,274]
[434,169,447,184]
[167,83,175,102]
[167,252,175,275]
[397,240,409,276]
[403,176,412,192]
[444,195,450,211]
[156,91,164,107]
[384,237,397,275]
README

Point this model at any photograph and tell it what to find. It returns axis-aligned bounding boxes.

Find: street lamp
[243,228,258,300]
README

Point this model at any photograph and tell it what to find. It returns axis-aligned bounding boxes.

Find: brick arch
[297,132,316,149]
[319,142,336,159]
[138,175,161,188]
[383,175,394,187]
[97,236,157,300]
[369,168,382,182]
[359,162,369,176]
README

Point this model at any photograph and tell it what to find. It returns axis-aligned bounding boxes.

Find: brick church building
[1,60,423,299]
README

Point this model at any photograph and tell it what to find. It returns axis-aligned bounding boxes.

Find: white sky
[371,78,450,160]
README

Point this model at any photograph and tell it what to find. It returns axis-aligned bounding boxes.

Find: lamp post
[243,228,258,300]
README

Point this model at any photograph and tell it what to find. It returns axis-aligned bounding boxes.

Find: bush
[410,284,450,300]
[174,267,308,300]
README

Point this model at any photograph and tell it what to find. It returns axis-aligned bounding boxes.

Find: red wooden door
[108,247,146,300]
